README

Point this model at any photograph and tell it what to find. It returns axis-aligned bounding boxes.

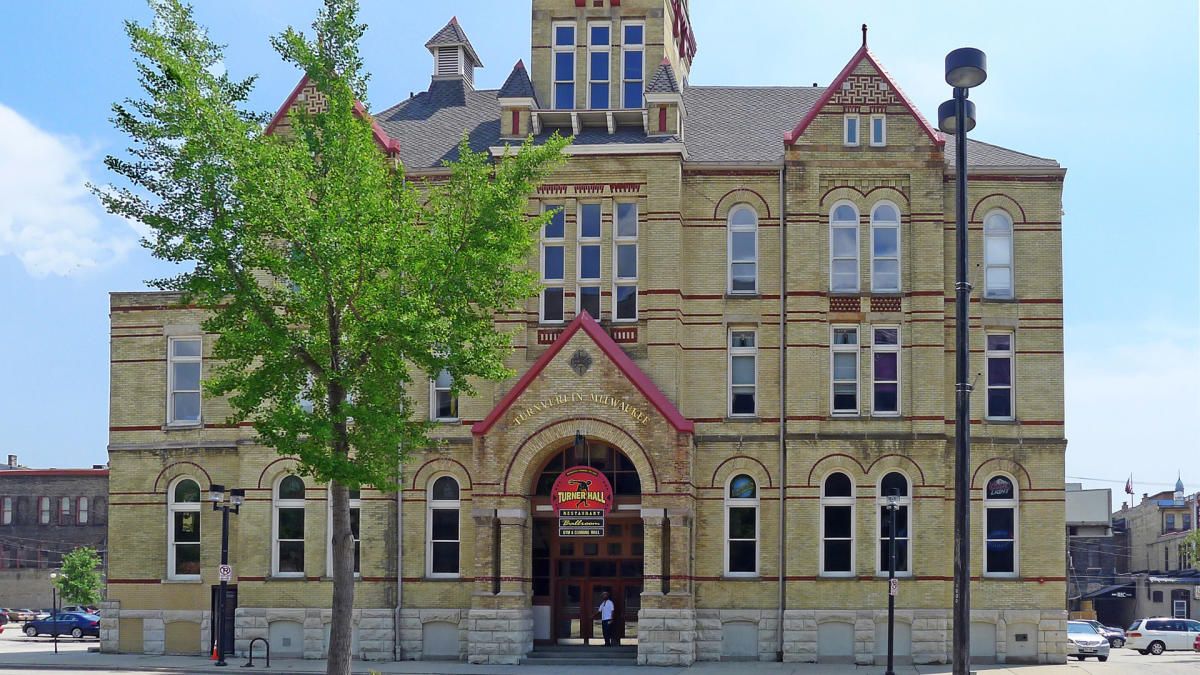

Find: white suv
[1126,617,1200,655]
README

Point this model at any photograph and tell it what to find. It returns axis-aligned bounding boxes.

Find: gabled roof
[784,45,943,147]
[497,60,537,101]
[646,58,680,94]
[264,75,401,155]
[424,16,483,68]
[472,312,694,435]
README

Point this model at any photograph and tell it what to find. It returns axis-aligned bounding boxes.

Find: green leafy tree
[54,547,103,607]
[1183,528,1200,571]
[95,1,567,672]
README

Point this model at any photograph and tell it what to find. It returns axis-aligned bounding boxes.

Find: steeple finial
[862,24,868,47]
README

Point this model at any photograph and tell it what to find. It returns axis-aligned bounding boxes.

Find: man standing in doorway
[595,591,615,646]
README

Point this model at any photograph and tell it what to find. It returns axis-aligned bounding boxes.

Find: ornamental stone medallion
[569,349,592,376]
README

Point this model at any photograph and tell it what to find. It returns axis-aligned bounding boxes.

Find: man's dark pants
[602,619,613,646]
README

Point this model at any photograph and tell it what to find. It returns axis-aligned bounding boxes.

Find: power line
[1067,475,1182,487]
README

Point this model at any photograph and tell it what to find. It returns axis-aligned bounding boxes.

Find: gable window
[985,333,1014,420]
[587,23,611,109]
[983,210,1014,299]
[870,203,900,292]
[541,205,565,323]
[1,498,10,525]
[77,497,89,525]
[830,203,859,292]
[621,22,644,108]
[728,205,758,294]
[552,23,576,109]
[870,114,886,146]
[326,488,361,576]
[872,327,900,416]
[844,114,860,146]
[725,474,758,576]
[168,478,201,579]
[877,472,911,575]
[427,476,460,577]
[167,337,202,425]
[613,202,638,321]
[984,475,1018,576]
[578,203,602,320]
[38,497,50,525]
[273,475,306,577]
[430,369,457,421]
[729,330,757,417]
[831,326,859,415]
[821,472,855,575]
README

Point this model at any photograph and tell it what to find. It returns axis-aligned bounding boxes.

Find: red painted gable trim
[264,75,400,155]
[784,46,943,147]
[472,312,694,435]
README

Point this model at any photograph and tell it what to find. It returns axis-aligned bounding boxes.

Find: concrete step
[522,656,638,665]
[524,645,638,664]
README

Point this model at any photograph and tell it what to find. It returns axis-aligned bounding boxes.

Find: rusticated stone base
[637,608,697,665]
[396,608,466,661]
[232,607,394,661]
[465,607,533,665]
[694,609,779,661]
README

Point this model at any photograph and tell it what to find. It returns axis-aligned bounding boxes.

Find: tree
[1183,528,1200,571]
[54,547,103,607]
[95,1,568,673]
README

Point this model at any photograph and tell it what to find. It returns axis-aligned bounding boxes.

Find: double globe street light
[209,484,244,667]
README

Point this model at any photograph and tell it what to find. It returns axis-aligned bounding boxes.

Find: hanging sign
[553,466,614,536]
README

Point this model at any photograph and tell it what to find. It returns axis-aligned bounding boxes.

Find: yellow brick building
[103,0,1068,665]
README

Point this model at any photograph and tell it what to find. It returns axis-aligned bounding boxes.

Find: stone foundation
[232,607,394,661]
[694,609,779,661]
[465,607,533,665]
[98,602,210,656]
[396,608,467,661]
[637,608,697,665]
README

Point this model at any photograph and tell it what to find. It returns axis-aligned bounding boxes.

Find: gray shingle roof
[375,80,500,168]
[425,17,482,68]
[497,61,537,101]
[645,60,680,94]
[683,86,824,163]
[944,138,1059,169]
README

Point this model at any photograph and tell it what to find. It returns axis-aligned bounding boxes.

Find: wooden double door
[555,575,642,645]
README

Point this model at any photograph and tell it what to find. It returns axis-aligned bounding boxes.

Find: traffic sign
[888,578,899,596]
[218,564,233,582]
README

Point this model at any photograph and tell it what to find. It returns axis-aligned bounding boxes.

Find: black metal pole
[216,504,230,667]
[886,499,896,675]
[951,84,973,675]
[52,584,58,654]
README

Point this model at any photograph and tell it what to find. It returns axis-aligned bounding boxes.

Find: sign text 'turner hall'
[508,391,650,427]
[552,466,614,537]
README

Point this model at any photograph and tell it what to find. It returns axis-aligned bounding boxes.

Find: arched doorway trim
[502,417,659,495]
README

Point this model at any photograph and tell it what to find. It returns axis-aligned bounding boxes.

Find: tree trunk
[327,480,355,675]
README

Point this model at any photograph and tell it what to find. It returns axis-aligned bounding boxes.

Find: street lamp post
[938,46,987,675]
[209,484,244,667]
[884,491,899,675]
[49,571,59,655]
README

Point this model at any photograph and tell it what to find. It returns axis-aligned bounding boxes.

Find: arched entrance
[530,438,643,646]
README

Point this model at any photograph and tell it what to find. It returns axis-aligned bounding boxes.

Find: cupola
[644,58,683,137]
[425,17,483,89]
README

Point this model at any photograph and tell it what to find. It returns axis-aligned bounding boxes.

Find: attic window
[844,114,860,147]
[870,114,886,146]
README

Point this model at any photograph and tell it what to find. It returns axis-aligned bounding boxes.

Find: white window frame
[831,325,860,416]
[77,496,89,525]
[820,472,856,577]
[876,472,912,576]
[830,202,859,293]
[727,204,758,294]
[166,336,202,426]
[844,114,860,146]
[167,477,201,581]
[552,21,576,110]
[620,21,645,109]
[869,114,887,146]
[870,202,901,293]
[38,496,50,525]
[576,203,602,320]
[426,475,461,579]
[613,203,638,322]
[272,475,306,578]
[983,209,1015,299]
[985,332,1015,421]
[871,326,900,417]
[540,204,566,323]
[728,329,757,417]
[325,487,361,577]
[59,496,71,525]
[983,474,1019,577]
[429,370,458,422]
[1,497,11,525]
[587,22,612,110]
[724,474,759,577]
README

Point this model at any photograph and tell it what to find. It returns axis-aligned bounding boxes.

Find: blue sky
[0,1,1195,505]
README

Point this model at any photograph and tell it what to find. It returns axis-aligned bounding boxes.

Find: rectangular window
[578,203,602,320]
[172,509,200,577]
[870,114,886,146]
[276,505,305,575]
[621,22,644,108]
[831,326,859,415]
[870,207,900,292]
[844,114,860,146]
[553,23,576,109]
[587,23,610,109]
[983,212,1014,299]
[1,498,10,525]
[1166,513,1177,531]
[872,327,899,415]
[879,506,910,573]
[167,337,202,425]
[541,205,565,323]
[830,207,859,293]
[613,203,637,322]
[726,504,757,575]
[728,207,758,294]
[429,507,459,576]
[77,497,89,525]
[823,502,853,574]
[729,330,757,417]
[431,369,458,421]
[985,506,1016,575]
[38,497,50,525]
[326,492,362,576]
[59,497,71,525]
[985,333,1014,420]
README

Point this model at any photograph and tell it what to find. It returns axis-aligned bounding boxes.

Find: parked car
[14,609,37,622]
[0,609,11,623]
[1084,619,1126,648]
[33,609,51,621]
[61,605,96,615]
[1126,617,1200,655]
[1194,633,1199,652]
[22,612,100,639]
[1067,620,1110,661]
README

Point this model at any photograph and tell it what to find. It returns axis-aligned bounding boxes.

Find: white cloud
[0,103,141,278]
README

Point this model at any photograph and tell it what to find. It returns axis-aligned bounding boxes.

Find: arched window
[725,474,759,576]
[273,475,306,577]
[830,203,859,293]
[870,202,900,292]
[326,488,361,576]
[877,472,911,575]
[728,205,758,294]
[984,475,1018,576]
[983,210,1014,299]
[821,472,855,576]
[427,476,460,578]
[168,478,201,579]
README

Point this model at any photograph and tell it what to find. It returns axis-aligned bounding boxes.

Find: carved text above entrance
[509,391,650,427]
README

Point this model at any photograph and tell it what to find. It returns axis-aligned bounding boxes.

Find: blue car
[22,612,100,638]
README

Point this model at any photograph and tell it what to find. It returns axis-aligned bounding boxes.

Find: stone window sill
[164,422,203,431]
[720,575,761,581]
[265,575,307,582]
[725,293,760,300]
[162,578,202,584]
[984,418,1018,425]
[421,576,464,582]
[724,416,759,423]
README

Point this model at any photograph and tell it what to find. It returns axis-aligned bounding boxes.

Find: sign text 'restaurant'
[509,391,650,426]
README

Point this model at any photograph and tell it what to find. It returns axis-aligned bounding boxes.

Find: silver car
[1068,620,1111,661]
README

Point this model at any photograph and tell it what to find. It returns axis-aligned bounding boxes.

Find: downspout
[776,160,788,661]
[395,458,403,661]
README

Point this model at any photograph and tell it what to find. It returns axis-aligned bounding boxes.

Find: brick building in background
[0,456,108,608]
[103,0,1067,665]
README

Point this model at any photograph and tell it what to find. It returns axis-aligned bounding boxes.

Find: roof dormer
[425,17,483,89]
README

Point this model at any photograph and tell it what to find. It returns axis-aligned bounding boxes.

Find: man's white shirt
[598,599,614,621]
